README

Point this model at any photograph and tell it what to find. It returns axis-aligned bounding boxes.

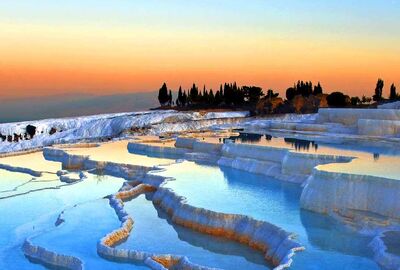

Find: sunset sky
[0,0,399,99]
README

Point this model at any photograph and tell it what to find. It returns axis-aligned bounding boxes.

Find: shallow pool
[223,132,400,158]
[31,199,147,270]
[63,140,175,167]
[0,170,126,269]
[0,141,394,270]
[197,131,400,180]
[118,194,270,270]
[154,161,380,270]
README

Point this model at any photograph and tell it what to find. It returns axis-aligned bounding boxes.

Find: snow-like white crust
[0,110,249,153]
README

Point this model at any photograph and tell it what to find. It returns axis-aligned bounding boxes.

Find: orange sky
[0,1,399,99]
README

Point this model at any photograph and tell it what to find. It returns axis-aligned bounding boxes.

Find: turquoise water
[0,170,34,198]
[0,170,127,269]
[0,142,391,269]
[118,194,269,270]
[31,199,148,270]
[154,161,380,270]
[1,154,272,270]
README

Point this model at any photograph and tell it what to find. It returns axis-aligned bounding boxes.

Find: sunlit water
[63,140,174,167]
[0,151,62,174]
[154,161,380,270]
[222,132,400,157]
[206,132,400,180]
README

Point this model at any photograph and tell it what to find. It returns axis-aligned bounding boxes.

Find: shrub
[327,92,347,107]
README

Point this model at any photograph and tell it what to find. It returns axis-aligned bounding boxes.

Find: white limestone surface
[98,184,225,270]
[152,187,304,269]
[217,156,281,178]
[43,147,151,181]
[378,101,400,110]
[281,152,353,176]
[221,143,288,163]
[269,122,327,132]
[22,239,83,270]
[128,142,189,157]
[358,119,400,136]
[300,168,400,219]
[133,139,356,184]
[316,108,400,126]
[0,111,249,153]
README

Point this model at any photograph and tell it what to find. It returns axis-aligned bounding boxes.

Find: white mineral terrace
[36,145,304,270]
[1,108,400,270]
[126,125,400,269]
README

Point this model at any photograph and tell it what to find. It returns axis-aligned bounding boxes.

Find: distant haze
[0,92,159,123]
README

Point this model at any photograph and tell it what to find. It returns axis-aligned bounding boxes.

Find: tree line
[158,78,398,108]
[285,81,323,100]
[158,82,267,107]
[327,79,398,107]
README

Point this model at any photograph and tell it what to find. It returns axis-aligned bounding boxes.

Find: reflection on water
[227,132,322,152]
[319,154,400,180]
[298,210,374,257]
[284,138,318,152]
[226,132,318,149]
[154,204,267,268]
[382,231,400,256]
[154,161,379,270]
[119,194,269,270]
[225,133,264,143]
[225,132,394,160]
[221,132,400,179]
[0,140,396,269]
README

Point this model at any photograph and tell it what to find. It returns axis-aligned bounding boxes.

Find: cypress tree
[373,78,384,101]
[390,83,397,101]
[190,83,199,103]
[158,83,169,106]
[168,90,173,106]
[214,91,221,105]
[176,86,183,107]
[209,89,215,104]
[182,91,187,106]
[308,81,313,96]
[313,82,323,95]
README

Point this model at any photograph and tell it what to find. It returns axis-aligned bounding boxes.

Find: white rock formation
[316,108,400,126]
[378,101,400,110]
[22,239,83,270]
[171,138,354,184]
[300,168,400,219]
[0,110,249,153]
[358,119,400,136]
[152,187,304,269]
[37,145,305,270]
